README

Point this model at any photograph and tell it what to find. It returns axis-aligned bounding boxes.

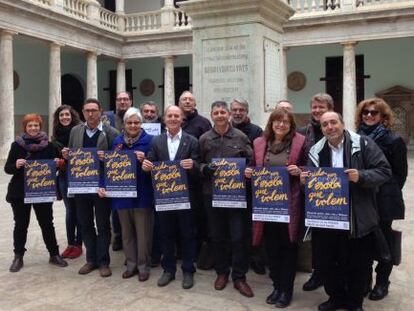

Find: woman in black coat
[356,98,408,300]
[5,114,68,272]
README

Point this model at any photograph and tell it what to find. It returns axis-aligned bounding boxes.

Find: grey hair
[140,101,159,113]
[123,107,142,123]
[310,93,334,110]
[211,100,229,112]
[231,98,249,113]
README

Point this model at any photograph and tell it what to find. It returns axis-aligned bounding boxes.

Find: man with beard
[298,93,334,291]
[140,101,165,134]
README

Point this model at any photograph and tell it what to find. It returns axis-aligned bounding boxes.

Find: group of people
[5,90,407,311]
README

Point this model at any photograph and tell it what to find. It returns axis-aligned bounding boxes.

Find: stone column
[0,30,16,159]
[342,41,357,130]
[163,56,176,107]
[161,0,175,30]
[116,60,126,93]
[115,0,125,13]
[49,42,62,137]
[281,46,289,100]
[86,51,98,98]
[164,0,175,7]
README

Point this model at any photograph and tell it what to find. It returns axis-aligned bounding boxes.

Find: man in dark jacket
[230,98,262,142]
[301,111,391,311]
[299,92,334,291]
[199,101,254,298]
[179,90,212,139]
[142,105,199,290]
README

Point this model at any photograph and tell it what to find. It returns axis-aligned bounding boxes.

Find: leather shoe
[138,272,150,282]
[122,269,137,279]
[275,292,292,308]
[157,271,175,287]
[303,272,323,291]
[182,272,194,289]
[78,262,98,275]
[9,255,23,273]
[99,265,112,277]
[368,282,389,301]
[318,298,348,311]
[266,289,280,304]
[214,274,229,290]
[250,260,266,275]
[49,255,68,267]
[234,280,254,298]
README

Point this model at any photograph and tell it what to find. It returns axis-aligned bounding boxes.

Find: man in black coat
[230,98,263,142]
[142,105,199,290]
[301,111,391,311]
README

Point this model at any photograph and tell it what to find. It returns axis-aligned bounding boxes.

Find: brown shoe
[9,255,23,273]
[78,262,98,275]
[49,255,68,267]
[138,272,150,282]
[122,269,137,279]
[214,274,229,290]
[234,280,254,297]
[99,265,112,278]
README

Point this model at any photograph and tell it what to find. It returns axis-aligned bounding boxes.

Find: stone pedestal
[49,42,62,137]
[179,0,294,126]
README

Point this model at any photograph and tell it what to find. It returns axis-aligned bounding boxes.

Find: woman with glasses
[356,98,407,301]
[246,107,308,308]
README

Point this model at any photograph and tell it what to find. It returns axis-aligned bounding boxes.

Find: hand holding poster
[104,150,137,198]
[252,167,290,222]
[305,167,349,230]
[212,158,246,208]
[67,148,100,194]
[151,161,190,212]
[24,160,57,204]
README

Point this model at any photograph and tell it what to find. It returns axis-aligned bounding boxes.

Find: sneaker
[61,246,74,258]
[182,272,194,289]
[68,245,82,259]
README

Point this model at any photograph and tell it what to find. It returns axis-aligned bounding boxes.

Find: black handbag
[391,229,402,266]
[372,227,392,263]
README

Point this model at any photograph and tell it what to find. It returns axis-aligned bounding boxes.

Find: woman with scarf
[98,107,154,281]
[5,113,68,272]
[246,107,308,308]
[52,105,82,259]
[356,98,408,301]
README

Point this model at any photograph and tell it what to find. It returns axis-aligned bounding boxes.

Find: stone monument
[179,0,294,126]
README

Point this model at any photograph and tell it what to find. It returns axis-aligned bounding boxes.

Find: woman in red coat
[246,107,308,308]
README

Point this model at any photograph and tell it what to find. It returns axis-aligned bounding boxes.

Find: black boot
[9,255,24,272]
[369,281,390,301]
[303,270,323,291]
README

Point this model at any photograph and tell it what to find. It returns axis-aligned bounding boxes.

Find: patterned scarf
[358,123,389,142]
[15,131,49,152]
[123,130,142,148]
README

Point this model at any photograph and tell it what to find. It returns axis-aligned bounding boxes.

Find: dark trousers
[75,195,111,266]
[11,201,59,256]
[58,174,82,246]
[158,209,196,275]
[313,228,372,309]
[111,209,122,240]
[151,209,162,263]
[207,205,249,281]
[371,220,394,284]
[264,222,298,292]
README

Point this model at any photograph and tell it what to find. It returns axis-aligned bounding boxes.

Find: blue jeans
[58,173,82,246]
[75,194,111,266]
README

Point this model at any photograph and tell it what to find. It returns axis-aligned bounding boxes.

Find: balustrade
[124,11,161,32]
[63,0,88,20]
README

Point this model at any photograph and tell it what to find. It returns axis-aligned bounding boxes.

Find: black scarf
[358,123,388,142]
[54,125,72,147]
[311,118,323,142]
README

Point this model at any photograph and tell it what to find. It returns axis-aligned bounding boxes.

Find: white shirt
[328,138,344,168]
[167,129,182,161]
[85,121,103,138]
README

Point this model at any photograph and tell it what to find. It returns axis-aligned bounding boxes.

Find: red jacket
[252,132,308,244]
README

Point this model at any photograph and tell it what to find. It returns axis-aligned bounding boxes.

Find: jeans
[58,173,82,246]
[75,194,111,266]
[11,201,59,256]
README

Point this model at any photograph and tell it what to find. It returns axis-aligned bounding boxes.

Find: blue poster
[151,161,190,212]
[67,148,100,194]
[24,160,57,204]
[305,167,349,230]
[212,158,246,208]
[104,150,137,198]
[251,167,290,222]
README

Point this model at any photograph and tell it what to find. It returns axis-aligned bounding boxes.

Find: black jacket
[309,130,392,238]
[232,119,262,143]
[5,142,58,203]
[182,109,212,139]
[372,131,407,220]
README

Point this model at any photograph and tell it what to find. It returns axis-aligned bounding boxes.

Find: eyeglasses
[116,97,130,102]
[83,109,100,114]
[273,120,290,126]
[362,109,380,117]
